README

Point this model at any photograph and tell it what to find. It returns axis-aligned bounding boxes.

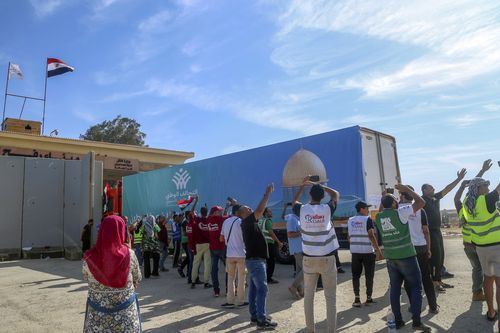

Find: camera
[309,175,320,182]
[386,188,394,194]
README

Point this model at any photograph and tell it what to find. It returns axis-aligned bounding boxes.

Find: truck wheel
[276,241,293,265]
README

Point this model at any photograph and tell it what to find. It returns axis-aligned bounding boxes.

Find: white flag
[8,63,23,80]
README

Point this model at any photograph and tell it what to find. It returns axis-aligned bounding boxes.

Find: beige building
[0,129,194,181]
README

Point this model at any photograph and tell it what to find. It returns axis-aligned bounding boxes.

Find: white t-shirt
[221,216,245,258]
[397,204,413,224]
[400,203,427,246]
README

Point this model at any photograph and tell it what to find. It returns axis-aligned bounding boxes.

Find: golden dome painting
[282,148,328,188]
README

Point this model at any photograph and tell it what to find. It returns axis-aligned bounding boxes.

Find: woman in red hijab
[83,215,142,333]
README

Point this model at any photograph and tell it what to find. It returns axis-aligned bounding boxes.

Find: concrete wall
[0,155,103,254]
[0,156,24,251]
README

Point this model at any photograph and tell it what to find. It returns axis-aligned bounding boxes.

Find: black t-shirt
[241,213,268,260]
[366,217,374,231]
[486,191,499,214]
[82,225,91,249]
[421,209,428,226]
[423,192,443,230]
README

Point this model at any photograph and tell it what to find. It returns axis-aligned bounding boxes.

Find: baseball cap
[209,206,224,215]
[355,201,372,211]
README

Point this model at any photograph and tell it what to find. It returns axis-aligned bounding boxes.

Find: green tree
[80,115,146,146]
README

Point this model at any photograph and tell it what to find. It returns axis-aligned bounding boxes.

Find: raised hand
[457,168,467,180]
[481,159,493,173]
[266,183,274,195]
[394,184,408,193]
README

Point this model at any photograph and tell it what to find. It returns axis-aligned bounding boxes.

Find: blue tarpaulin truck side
[123,125,401,263]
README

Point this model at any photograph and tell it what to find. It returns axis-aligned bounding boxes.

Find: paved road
[0,238,497,332]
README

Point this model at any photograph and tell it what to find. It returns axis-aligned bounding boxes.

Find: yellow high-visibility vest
[133,226,144,244]
[459,209,472,244]
[462,195,500,246]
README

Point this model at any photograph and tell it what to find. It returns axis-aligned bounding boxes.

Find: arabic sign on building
[103,157,139,172]
[1,147,139,172]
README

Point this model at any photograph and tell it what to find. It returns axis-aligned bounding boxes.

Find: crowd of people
[80,159,499,333]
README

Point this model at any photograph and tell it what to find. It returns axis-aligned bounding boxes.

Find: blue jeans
[134,243,143,266]
[159,241,168,270]
[211,249,226,291]
[387,256,422,325]
[246,259,268,322]
[464,244,484,292]
[187,248,194,282]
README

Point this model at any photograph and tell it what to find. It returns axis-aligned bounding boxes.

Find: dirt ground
[1,238,498,333]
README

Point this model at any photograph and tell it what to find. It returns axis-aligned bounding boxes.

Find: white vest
[347,215,374,254]
[401,203,427,247]
[300,203,339,256]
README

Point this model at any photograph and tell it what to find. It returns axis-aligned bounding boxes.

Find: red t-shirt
[197,216,210,244]
[208,215,227,251]
[188,214,210,245]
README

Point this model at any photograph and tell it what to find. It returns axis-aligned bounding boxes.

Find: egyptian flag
[177,196,194,210]
[47,58,74,77]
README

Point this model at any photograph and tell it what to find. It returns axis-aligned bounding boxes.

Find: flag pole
[42,58,48,135]
[2,62,10,130]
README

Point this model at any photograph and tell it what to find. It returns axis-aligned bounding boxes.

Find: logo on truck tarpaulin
[165,168,198,206]
[172,168,191,190]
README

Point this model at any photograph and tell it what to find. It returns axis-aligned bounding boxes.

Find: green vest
[133,226,143,244]
[257,218,274,244]
[462,195,500,246]
[459,209,472,244]
[375,209,416,260]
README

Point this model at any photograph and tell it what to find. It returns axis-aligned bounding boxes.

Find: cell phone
[309,175,320,182]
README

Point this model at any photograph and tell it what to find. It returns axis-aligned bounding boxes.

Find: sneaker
[257,319,278,330]
[267,278,279,284]
[237,302,249,307]
[214,288,220,297]
[442,271,454,279]
[337,267,346,274]
[177,269,186,278]
[441,282,454,288]
[352,298,362,307]
[204,283,212,288]
[221,303,235,308]
[365,297,376,304]
[191,283,196,289]
[435,285,446,293]
[429,305,440,314]
[251,315,273,325]
[288,286,300,300]
[412,323,431,332]
[396,320,405,329]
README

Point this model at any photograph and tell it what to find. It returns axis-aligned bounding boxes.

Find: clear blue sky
[1,0,499,208]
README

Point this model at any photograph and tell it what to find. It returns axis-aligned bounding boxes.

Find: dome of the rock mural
[282,149,328,187]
